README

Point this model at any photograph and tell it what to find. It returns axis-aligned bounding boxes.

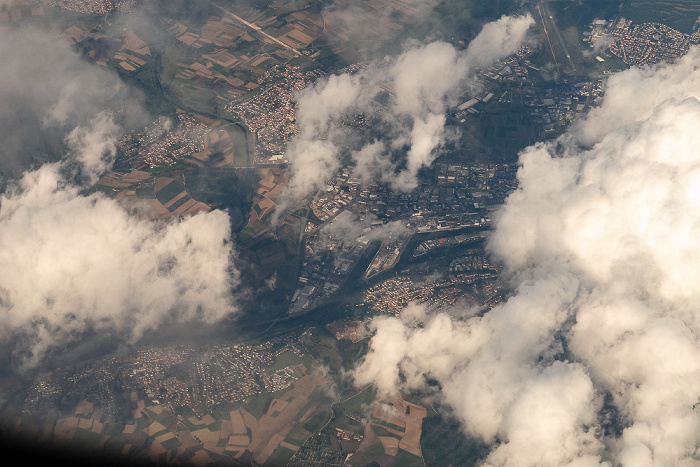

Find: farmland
[620,0,700,33]
[4,339,337,466]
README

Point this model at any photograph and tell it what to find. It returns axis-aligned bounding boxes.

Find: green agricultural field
[286,424,312,445]
[206,418,222,432]
[265,349,312,373]
[94,185,115,196]
[263,444,296,467]
[548,0,621,32]
[149,163,191,174]
[241,392,272,419]
[182,417,207,432]
[160,436,182,451]
[221,123,251,167]
[371,424,401,439]
[338,385,375,417]
[155,180,185,204]
[135,185,157,199]
[361,440,386,459]
[392,448,424,467]
[167,194,192,212]
[301,330,344,371]
[237,224,258,242]
[302,408,330,433]
[335,338,369,371]
[373,419,405,433]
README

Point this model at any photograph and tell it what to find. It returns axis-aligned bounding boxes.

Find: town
[226,64,325,164]
[608,17,700,66]
[7,0,700,465]
[286,162,515,316]
[21,334,304,420]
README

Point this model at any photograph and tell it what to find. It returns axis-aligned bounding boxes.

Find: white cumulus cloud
[0,25,239,372]
[353,46,700,467]
[285,14,535,199]
[1,115,239,372]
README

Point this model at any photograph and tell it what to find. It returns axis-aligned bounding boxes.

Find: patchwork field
[238,167,289,241]
[14,357,334,466]
[347,395,427,467]
[97,170,212,220]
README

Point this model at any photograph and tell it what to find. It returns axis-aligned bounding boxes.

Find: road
[319,384,373,433]
[206,0,303,57]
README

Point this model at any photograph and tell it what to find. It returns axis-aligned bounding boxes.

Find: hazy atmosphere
[2,0,700,466]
